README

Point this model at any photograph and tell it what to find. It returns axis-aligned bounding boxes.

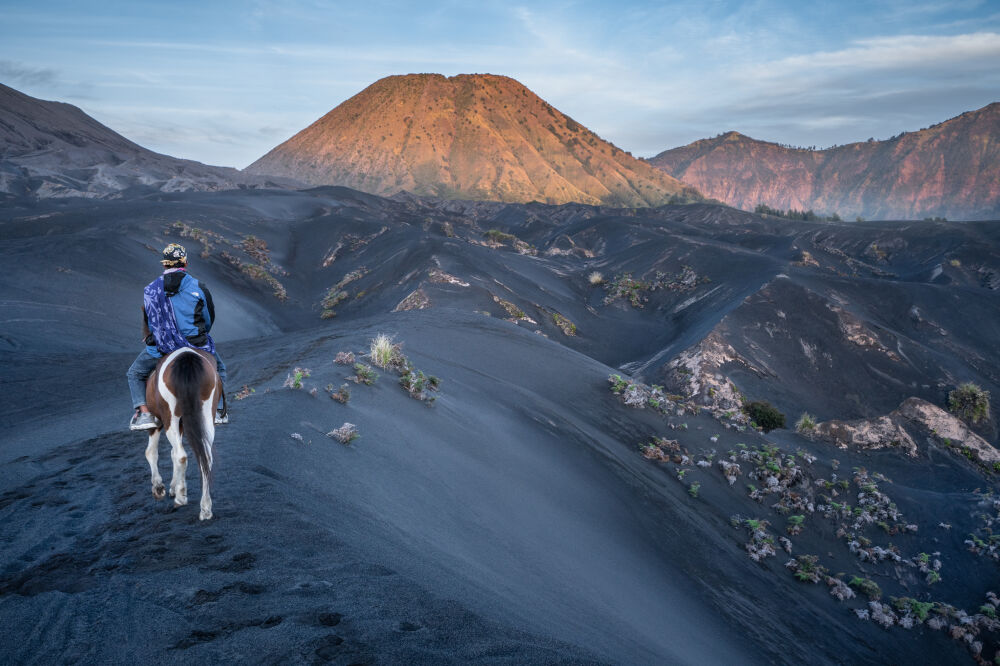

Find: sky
[1,0,999,168]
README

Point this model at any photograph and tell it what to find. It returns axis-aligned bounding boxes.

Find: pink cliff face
[649,104,1000,220]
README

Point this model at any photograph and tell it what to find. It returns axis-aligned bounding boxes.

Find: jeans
[127,349,227,409]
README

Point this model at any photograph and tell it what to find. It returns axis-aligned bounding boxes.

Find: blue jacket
[143,270,216,358]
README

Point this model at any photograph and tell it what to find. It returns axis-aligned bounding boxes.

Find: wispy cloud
[747,32,1000,78]
[0,60,58,87]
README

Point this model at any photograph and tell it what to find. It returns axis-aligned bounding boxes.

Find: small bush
[334,351,356,365]
[603,273,648,308]
[795,412,816,433]
[283,367,311,390]
[848,576,882,600]
[321,288,348,318]
[949,383,991,424]
[787,515,805,535]
[233,385,255,400]
[688,482,701,498]
[370,334,405,370]
[327,422,359,444]
[484,229,517,244]
[588,271,604,285]
[399,368,441,404]
[551,312,577,336]
[328,383,351,404]
[744,401,786,432]
[353,363,378,386]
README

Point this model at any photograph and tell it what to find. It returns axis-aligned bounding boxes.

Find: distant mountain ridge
[648,103,1000,221]
[246,73,702,207]
[0,83,300,199]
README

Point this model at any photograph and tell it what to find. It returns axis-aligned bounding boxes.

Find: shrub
[327,423,359,444]
[795,412,816,433]
[787,515,805,535]
[588,271,604,285]
[370,334,405,370]
[744,401,786,432]
[320,288,348,318]
[334,351,355,365]
[283,367,311,389]
[353,363,378,386]
[328,383,350,404]
[494,297,526,320]
[949,383,991,424]
[233,385,255,400]
[484,229,517,244]
[551,312,577,336]
[399,368,441,404]
[688,482,701,498]
[603,273,648,308]
[849,576,882,600]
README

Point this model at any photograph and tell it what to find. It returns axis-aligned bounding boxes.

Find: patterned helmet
[161,243,188,267]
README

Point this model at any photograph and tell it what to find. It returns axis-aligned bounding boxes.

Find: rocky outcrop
[648,103,1000,221]
[813,414,918,456]
[246,73,702,207]
[812,397,999,463]
[896,397,999,463]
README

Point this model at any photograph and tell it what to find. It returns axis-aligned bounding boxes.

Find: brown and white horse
[144,347,221,520]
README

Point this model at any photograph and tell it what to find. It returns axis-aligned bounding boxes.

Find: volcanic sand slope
[246,74,701,207]
[1,188,999,663]
[648,102,1000,221]
[0,83,302,199]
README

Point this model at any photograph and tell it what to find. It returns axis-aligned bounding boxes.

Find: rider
[127,243,228,430]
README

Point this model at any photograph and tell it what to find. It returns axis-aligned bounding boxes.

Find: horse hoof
[174,495,188,507]
[152,484,166,500]
[199,510,212,520]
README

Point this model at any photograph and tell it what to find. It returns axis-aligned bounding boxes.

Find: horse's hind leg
[166,422,188,506]
[145,429,165,500]
[199,398,215,520]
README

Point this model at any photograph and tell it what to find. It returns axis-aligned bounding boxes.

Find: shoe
[130,410,159,431]
[215,411,229,425]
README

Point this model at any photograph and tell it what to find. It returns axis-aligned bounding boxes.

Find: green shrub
[353,363,378,386]
[484,229,517,244]
[551,312,577,336]
[283,367,310,389]
[795,412,816,432]
[848,576,882,600]
[370,334,405,370]
[603,273,648,308]
[949,383,991,424]
[744,401,786,432]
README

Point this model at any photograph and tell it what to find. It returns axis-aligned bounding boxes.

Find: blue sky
[2,0,998,168]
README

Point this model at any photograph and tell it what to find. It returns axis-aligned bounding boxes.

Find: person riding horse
[127,243,228,430]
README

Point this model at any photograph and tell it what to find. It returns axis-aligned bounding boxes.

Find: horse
[144,347,223,520]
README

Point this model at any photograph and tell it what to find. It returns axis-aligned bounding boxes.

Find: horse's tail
[172,351,214,484]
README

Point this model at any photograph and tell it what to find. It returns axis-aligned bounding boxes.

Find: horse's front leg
[145,429,165,500]
[166,424,188,506]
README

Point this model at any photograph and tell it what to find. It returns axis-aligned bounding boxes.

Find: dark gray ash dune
[1,186,998,664]
[0,83,302,199]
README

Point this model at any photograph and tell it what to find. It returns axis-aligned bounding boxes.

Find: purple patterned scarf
[143,276,215,355]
